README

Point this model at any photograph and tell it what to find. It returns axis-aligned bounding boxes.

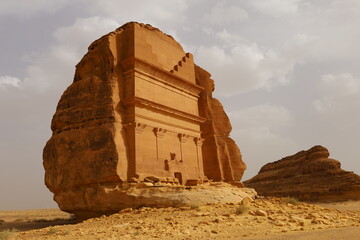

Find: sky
[0,0,359,210]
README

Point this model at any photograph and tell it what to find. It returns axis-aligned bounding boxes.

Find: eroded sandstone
[244,145,360,202]
[43,22,246,219]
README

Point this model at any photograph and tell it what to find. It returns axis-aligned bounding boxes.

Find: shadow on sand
[0,218,77,232]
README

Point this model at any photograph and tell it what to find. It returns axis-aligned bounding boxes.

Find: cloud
[68,0,195,52]
[0,0,73,16]
[204,1,248,25]
[294,1,360,61]
[0,17,121,92]
[321,73,359,97]
[0,75,21,89]
[228,104,298,178]
[53,17,120,54]
[249,0,303,16]
[195,31,313,96]
[314,73,360,113]
[195,42,268,96]
[229,104,292,129]
[84,0,189,25]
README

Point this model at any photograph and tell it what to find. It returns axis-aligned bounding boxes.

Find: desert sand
[1,198,359,240]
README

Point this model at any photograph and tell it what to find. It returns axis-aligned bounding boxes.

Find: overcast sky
[1,0,359,210]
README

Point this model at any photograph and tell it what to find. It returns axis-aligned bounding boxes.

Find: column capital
[153,127,167,138]
[194,137,205,146]
[178,133,190,143]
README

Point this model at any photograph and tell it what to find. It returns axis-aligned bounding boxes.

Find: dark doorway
[164,160,169,171]
[174,172,182,185]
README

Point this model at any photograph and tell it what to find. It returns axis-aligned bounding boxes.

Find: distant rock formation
[43,22,246,219]
[244,145,360,202]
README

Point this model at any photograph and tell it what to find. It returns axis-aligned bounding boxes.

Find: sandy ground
[0,209,75,233]
[1,198,359,240]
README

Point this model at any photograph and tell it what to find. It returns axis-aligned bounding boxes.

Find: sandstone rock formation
[244,145,360,202]
[43,22,246,219]
[196,66,245,182]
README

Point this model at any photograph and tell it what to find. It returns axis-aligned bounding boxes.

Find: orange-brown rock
[43,22,246,219]
[244,145,360,202]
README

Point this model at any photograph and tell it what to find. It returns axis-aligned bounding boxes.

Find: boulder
[244,145,360,202]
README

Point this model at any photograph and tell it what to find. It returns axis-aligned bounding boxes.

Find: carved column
[153,128,167,175]
[178,133,189,163]
[194,137,205,178]
[124,122,147,179]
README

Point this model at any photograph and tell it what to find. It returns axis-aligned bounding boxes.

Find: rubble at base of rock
[14,197,360,240]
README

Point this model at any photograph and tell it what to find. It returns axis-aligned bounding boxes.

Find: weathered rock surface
[244,145,360,202]
[196,66,246,182]
[65,184,256,221]
[43,22,246,219]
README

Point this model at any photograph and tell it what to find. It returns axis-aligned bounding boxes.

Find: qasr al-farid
[43,22,250,219]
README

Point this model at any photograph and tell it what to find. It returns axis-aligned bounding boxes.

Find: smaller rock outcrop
[244,146,360,202]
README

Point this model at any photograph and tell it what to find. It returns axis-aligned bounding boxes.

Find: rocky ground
[1,198,359,240]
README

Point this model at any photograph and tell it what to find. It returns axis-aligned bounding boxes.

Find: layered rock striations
[244,145,360,202]
[43,22,247,219]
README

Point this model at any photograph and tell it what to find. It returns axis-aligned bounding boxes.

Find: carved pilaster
[153,127,167,162]
[123,122,147,178]
[194,137,205,179]
[178,133,189,163]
